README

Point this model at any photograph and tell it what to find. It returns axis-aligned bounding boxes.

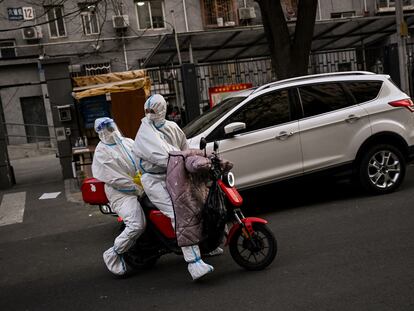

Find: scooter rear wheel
[229,223,277,271]
[123,252,159,270]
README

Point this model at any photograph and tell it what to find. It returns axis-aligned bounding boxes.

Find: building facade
[0,0,412,147]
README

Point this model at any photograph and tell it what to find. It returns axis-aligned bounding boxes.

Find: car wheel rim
[367,150,401,189]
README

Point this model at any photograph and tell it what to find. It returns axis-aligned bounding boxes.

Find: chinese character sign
[208,83,253,108]
[7,7,23,20]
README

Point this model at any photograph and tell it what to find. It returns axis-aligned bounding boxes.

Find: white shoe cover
[188,259,214,280]
[182,245,214,280]
[103,247,128,276]
[206,247,224,257]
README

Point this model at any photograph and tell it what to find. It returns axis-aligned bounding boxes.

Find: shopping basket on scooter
[81,177,109,205]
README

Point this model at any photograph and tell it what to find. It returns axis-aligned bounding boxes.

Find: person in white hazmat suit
[92,117,145,276]
[133,94,222,280]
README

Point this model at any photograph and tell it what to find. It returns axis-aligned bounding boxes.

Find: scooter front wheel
[229,223,277,271]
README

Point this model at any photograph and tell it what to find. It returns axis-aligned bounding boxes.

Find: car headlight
[223,172,235,187]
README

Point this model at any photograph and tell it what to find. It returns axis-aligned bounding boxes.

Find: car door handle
[275,131,294,140]
[345,114,360,123]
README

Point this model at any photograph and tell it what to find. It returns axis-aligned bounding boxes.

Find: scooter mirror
[214,141,219,152]
[200,137,207,150]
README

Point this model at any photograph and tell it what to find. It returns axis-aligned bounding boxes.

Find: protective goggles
[95,118,116,132]
[145,108,156,114]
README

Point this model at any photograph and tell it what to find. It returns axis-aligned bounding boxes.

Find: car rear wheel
[358,144,406,194]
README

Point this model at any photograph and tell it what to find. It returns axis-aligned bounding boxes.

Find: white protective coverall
[92,117,145,276]
[133,94,217,280]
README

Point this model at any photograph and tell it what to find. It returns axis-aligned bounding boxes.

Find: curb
[64,178,86,205]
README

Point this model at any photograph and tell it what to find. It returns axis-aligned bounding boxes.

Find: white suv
[184,71,414,194]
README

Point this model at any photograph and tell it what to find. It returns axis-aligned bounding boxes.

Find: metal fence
[146,57,275,114]
[145,44,414,120]
[196,57,275,108]
[1,122,58,150]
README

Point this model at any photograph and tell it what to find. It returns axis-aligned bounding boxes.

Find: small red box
[81,177,109,205]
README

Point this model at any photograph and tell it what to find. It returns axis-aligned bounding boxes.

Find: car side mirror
[224,122,246,136]
[199,137,207,150]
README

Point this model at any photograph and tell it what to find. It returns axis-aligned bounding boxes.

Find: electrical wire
[0,0,104,32]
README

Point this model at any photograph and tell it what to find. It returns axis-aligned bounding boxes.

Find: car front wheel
[358,144,406,194]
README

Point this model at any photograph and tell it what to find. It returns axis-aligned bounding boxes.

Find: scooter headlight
[223,172,235,187]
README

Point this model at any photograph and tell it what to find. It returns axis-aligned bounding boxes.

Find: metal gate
[1,122,58,159]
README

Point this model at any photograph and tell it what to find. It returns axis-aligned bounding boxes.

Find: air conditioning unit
[238,7,256,20]
[112,15,129,29]
[22,26,42,40]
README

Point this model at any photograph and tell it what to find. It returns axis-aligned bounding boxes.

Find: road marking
[39,192,61,200]
[0,192,26,226]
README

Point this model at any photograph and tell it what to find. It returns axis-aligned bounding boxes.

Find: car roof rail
[252,71,376,94]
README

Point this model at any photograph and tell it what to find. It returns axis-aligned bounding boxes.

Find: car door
[206,88,303,189]
[297,82,372,173]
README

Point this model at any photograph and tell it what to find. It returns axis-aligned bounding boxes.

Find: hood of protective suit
[144,94,167,127]
[94,117,121,145]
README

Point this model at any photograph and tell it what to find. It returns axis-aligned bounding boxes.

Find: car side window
[298,83,351,118]
[342,81,383,104]
[207,89,291,141]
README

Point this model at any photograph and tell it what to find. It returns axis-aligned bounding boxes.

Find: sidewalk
[0,154,112,244]
[8,154,84,204]
[10,154,63,186]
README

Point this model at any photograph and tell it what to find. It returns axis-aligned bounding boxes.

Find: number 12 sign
[22,7,34,20]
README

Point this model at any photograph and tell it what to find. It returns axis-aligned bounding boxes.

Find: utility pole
[171,10,182,66]
[395,0,410,94]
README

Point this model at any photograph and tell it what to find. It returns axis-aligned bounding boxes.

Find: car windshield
[183,96,246,138]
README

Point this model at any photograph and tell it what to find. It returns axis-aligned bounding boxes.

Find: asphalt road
[1,168,414,311]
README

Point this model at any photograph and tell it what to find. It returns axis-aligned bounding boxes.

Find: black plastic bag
[202,181,227,251]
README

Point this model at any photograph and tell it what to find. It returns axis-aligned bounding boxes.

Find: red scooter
[82,139,277,271]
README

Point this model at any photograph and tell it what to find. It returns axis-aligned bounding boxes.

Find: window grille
[84,63,111,76]
[0,41,16,58]
[202,0,236,27]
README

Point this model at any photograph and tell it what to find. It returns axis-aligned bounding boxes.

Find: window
[343,81,383,104]
[81,10,99,35]
[0,41,16,58]
[298,83,350,118]
[45,6,66,38]
[202,0,237,27]
[330,11,356,19]
[183,96,246,138]
[208,90,291,141]
[135,1,165,29]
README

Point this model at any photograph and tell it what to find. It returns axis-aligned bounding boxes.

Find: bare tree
[255,0,318,79]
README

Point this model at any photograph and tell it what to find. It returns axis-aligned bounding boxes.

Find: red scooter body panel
[217,179,243,206]
[81,178,109,205]
[225,217,268,246]
[149,210,176,239]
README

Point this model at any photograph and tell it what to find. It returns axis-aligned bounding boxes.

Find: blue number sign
[7,7,23,20]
